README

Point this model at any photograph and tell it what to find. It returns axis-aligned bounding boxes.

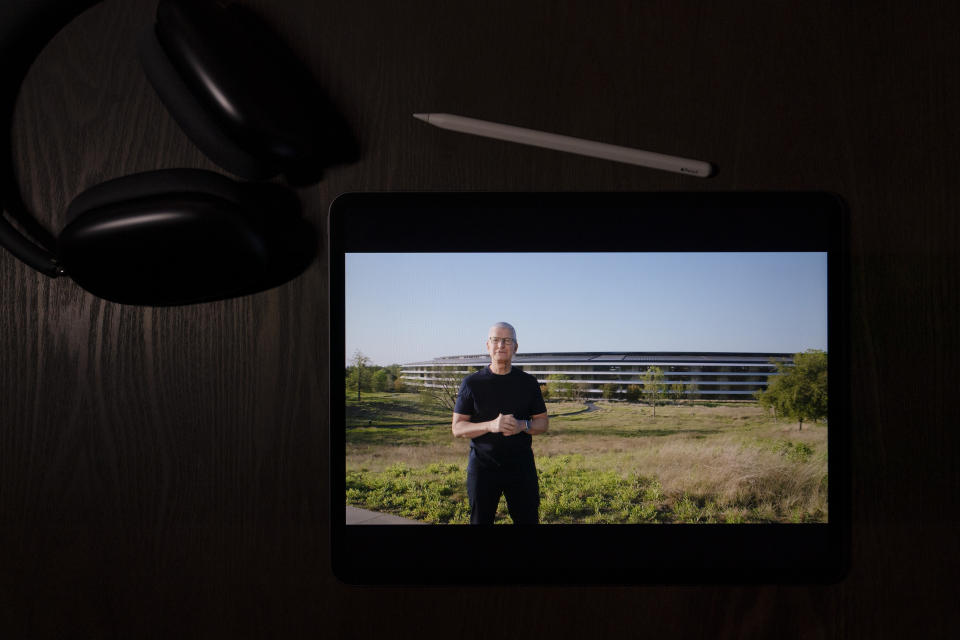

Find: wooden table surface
[2,0,957,637]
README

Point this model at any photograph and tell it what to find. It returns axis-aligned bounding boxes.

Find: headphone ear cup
[138,23,274,180]
[65,168,250,224]
[58,169,316,305]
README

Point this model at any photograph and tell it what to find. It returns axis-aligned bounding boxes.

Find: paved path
[563,400,598,416]
[345,505,425,525]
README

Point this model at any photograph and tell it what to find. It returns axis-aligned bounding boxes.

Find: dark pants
[466,449,540,525]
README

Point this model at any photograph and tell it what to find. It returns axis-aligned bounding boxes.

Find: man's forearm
[452,418,492,439]
[527,416,548,435]
[452,413,547,438]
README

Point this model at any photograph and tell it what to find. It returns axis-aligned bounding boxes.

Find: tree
[350,350,371,402]
[346,367,365,394]
[547,374,576,401]
[540,383,551,402]
[371,369,391,392]
[385,364,403,379]
[377,364,404,392]
[641,366,667,418]
[669,382,685,405]
[573,383,590,403]
[756,350,827,430]
[602,383,619,401]
[419,366,470,412]
[624,384,642,403]
[685,381,700,405]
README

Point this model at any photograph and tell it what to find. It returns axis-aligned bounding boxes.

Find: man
[452,322,549,524]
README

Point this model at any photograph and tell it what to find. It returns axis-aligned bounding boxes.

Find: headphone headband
[0,0,100,276]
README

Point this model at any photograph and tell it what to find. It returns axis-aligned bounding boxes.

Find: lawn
[345,392,828,524]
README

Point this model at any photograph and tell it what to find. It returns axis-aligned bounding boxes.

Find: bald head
[488,322,517,343]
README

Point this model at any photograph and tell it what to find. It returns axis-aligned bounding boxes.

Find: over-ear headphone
[0,0,354,305]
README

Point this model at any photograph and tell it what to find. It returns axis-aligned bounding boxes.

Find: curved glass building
[401,352,793,400]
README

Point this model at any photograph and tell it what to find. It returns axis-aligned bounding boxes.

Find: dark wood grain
[2,0,958,637]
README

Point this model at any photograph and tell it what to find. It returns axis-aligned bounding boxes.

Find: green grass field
[345,392,828,524]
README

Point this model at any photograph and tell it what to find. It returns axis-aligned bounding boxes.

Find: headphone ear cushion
[65,168,250,224]
[58,169,315,305]
[138,23,275,180]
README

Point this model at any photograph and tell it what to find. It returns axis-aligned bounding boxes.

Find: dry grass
[347,440,468,471]
[534,402,828,519]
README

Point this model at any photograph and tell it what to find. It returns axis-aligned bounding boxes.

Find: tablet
[329,192,848,584]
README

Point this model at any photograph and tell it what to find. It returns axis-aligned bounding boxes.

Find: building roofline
[402,351,800,366]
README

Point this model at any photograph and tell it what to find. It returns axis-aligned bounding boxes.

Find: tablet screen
[330,193,847,583]
[346,251,828,524]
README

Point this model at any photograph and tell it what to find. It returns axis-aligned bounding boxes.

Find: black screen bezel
[329,192,849,585]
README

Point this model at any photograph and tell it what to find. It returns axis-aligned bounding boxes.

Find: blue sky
[345,252,828,366]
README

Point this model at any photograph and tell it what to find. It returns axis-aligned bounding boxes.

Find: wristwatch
[523,419,530,432]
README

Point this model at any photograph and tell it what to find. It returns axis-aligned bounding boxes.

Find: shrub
[601,383,619,401]
[775,440,814,462]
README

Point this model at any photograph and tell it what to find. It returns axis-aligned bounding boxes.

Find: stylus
[413,113,714,178]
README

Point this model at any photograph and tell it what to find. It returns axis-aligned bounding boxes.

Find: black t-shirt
[454,366,547,467]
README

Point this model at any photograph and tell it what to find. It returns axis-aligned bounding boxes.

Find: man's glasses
[488,337,515,346]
